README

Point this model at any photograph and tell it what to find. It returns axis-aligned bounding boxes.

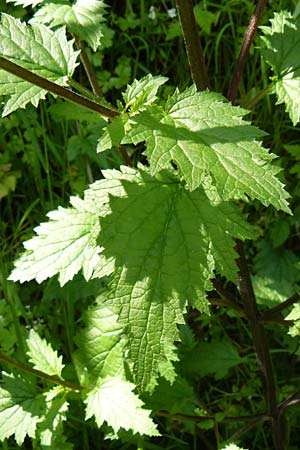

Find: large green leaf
[0,14,79,116]
[90,166,255,388]
[260,11,300,125]
[0,374,44,445]
[122,86,290,212]
[10,165,255,389]
[31,0,108,51]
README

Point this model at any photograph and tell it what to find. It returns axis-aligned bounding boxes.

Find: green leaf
[270,218,290,247]
[97,75,168,152]
[0,162,20,199]
[260,11,300,125]
[48,101,105,123]
[74,303,126,386]
[0,14,78,116]
[27,329,64,377]
[97,114,129,153]
[252,240,300,306]
[38,387,69,447]
[180,340,245,380]
[286,304,300,337]
[74,301,158,436]
[92,166,255,388]
[122,86,290,212]
[122,74,168,112]
[31,0,108,51]
[84,376,159,436]
[0,373,44,445]
[145,376,197,415]
[9,195,102,286]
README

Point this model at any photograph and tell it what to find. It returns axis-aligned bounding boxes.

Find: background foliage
[1,0,300,449]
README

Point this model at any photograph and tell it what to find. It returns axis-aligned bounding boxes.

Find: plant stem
[225,1,287,446]
[228,0,268,103]
[236,241,286,450]
[0,57,119,118]
[74,35,102,97]
[158,409,267,424]
[175,0,210,91]
[0,351,85,391]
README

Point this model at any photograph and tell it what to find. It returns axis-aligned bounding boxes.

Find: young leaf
[97,74,168,152]
[84,376,159,436]
[122,74,168,112]
[27,329,64,377]
[31,0,108,51]
[260,11,300,125]
[9,196,102,285]
[93,166,255,388]
[0,14,79,116]
[0,373,44,445]
[122,86,290,212]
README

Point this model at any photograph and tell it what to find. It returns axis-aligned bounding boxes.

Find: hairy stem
[228,0,268,103]
[0,57,119,118]
[0,351,85,391]
[225,0,287,446]
[236,241,286,450]
[175,0,210,91]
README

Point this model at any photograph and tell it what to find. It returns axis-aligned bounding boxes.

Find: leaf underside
[31,0,108,51]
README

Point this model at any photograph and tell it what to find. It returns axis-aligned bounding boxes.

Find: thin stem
[175,0,210,91]
[157,410,267,424]
[0,352,85,391]
[212,278,241,305]
[209,296,245,316]
[74,35,102,97]
[228,0,268,103]
[0,57,119,118]
[260,293,300,322]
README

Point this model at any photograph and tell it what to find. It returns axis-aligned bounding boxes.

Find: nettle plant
[1,0,300,449]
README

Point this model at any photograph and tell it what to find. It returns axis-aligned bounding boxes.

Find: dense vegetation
[1,1,300,449]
